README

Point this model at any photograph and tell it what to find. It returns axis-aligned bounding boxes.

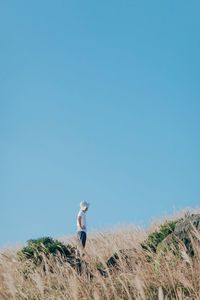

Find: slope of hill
[0,207,200,300]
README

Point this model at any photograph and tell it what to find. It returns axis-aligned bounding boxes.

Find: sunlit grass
[0,207,200,299]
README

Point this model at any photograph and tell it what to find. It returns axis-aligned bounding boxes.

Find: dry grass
[0,207,200,300]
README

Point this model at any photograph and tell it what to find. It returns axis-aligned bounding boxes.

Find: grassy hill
[0,207,200,300]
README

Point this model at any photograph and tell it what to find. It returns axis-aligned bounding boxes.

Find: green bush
[142,219,182,253]
[19,237,73,264]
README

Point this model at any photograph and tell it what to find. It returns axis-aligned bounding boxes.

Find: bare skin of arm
[78,216,85,230]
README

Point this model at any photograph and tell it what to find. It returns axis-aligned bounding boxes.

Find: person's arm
[78,215,85,230]
[78,216,83,229]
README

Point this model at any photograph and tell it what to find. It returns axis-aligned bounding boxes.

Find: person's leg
[81,231,86,248]
[77,231,87,249]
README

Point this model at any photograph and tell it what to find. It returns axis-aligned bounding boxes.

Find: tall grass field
[0,207,200,300]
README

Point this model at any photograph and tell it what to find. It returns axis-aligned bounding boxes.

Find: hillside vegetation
[0,207,200,300]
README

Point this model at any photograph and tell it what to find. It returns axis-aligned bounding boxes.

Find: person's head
[80,201,90,212]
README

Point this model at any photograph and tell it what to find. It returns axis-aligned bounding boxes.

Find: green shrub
[19,237,73,264]
[142,219,182,253]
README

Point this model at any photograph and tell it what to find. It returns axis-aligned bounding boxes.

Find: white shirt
[77,209,87,232]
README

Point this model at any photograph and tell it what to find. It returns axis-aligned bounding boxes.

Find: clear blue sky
[1,1,200,247]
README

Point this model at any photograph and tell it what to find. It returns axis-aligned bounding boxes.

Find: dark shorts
[77,231,87,248]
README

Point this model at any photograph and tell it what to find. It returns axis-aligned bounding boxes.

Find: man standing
[77,201,90,249]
